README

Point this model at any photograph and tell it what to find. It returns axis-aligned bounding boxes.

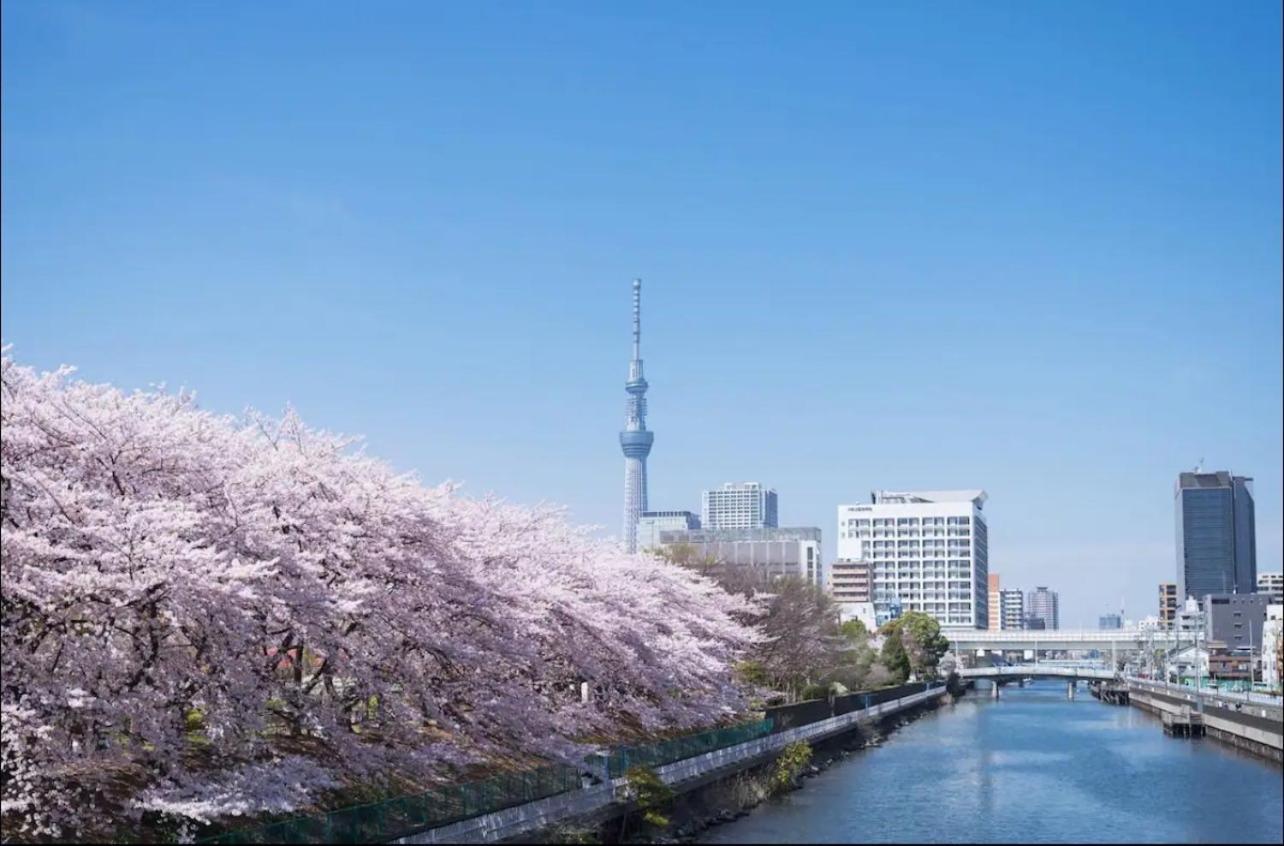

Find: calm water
[701,681,1283,844]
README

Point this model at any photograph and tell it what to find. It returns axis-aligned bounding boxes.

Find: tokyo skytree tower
[619,279,654,553]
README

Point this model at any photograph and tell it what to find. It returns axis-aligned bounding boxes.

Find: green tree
[879,626,911,683]
[881,612,949,680]
[839,619,869,641]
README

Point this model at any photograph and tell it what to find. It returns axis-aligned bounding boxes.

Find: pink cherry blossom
[1,351,755,840]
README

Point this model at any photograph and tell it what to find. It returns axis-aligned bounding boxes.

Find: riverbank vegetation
[656,545,951,702]
[0,353,759,842]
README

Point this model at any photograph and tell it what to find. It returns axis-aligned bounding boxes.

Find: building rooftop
[870,489,988,507]
[1176,471,1252,490]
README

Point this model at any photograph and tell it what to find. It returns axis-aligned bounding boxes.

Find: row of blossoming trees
[0,352,758,841]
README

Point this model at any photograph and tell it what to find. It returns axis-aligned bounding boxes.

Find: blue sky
[3,1,1281,625]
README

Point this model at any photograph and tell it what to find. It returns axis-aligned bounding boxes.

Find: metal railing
[1126,677,1283,711]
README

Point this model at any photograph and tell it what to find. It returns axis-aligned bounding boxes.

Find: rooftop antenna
[1194,457,1204,473]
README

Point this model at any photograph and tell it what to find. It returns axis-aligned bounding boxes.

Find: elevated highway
[942,627,1182,653]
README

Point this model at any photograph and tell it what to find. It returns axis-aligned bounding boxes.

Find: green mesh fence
[197,763,580,844]
[603,718,774,779]
[197,718,774,843]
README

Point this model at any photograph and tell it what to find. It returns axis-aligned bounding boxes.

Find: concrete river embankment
[394,683,950,843]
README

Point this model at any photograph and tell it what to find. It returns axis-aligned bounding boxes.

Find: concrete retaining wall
[395,686,949,844]
[1127,685,1283,764]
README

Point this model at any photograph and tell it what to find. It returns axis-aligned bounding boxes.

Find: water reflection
[701,681,1282,844]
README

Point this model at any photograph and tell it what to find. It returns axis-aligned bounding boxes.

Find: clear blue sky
[4,1,1281,626]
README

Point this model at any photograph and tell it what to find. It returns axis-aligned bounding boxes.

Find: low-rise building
[1257,572,1283,604]
[1261,604,1282,690]
[1165,643,1209,684]
[1099,613,1123,630]
[1202,593,1270,652]
[636,510,700,551]
[837,601,879,633]
[1207,644,1252,681]
[1174,597,1204,634]
[658,526,823,588]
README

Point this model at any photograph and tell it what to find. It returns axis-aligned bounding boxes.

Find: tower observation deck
[620,279,653,553]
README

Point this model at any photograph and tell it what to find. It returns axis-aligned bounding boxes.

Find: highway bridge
[941,627,1184,653]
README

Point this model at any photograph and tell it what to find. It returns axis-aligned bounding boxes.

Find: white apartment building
[1258,572,1284,604]
[1262,604,1282,690]
[636,510,700,551]
[837,489,989,629]
[999,589,1025,630]
[701,482,779,530]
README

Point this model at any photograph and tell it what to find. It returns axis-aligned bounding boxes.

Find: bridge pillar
[990,681,1000,699]
[1067,681,1075,700]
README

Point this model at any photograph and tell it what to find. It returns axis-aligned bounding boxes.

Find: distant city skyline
[2,2,1280,625]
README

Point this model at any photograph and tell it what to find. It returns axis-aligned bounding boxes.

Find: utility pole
[1195,628,1205,716]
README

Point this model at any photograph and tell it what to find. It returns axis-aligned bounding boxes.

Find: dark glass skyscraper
[1175,471,1256,600]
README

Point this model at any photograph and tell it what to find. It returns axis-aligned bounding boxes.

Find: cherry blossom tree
[0,351,755,841]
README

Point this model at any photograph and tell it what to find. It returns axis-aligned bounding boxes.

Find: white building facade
[1258,572,1283,604]
[1262,604,1282,690]
[658,526,822,587]
[837,489,990,629]
[999,589,1025,630]
[701,482,779,530]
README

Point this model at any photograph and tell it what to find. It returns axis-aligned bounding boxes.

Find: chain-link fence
[197,763,580,844]
[199,717,776,843]
[602,718,774,778]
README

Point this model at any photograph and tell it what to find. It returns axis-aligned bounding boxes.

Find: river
[700,681,1283,844]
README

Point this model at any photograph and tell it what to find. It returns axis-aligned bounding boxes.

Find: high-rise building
[636,511,700,551]
[1175,471,1256,600]
[619,280,654,553]
[658,526,823,587]
[1099,613,1123,630]
[837,489,989,629]
[702,482,779,530]
[987,574,1002,632]
[999,589,1025,630]
[1026,586,1059,630]
[1158,582,1179,630]
[1257,572,1284,604]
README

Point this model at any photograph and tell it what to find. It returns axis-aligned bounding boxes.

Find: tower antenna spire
[620,278,654,554]
[632,278,642,360]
